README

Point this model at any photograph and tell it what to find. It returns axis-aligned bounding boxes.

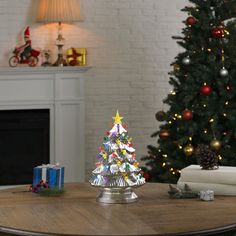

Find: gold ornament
[210,139,221,151]
[183,144,194,156]
[133,162,139,167]
[173,64,180,73]
[159,130,170,139]
[155,111,167,122]
[116,161,121,166]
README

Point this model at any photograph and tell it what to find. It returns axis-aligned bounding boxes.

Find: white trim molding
[0,66,90,182]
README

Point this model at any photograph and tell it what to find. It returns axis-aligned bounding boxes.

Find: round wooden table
[0,183,235,236]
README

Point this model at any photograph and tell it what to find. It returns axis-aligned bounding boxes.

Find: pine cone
[195,144,218,170]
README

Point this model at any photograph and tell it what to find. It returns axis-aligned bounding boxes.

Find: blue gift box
[33,164,64,190]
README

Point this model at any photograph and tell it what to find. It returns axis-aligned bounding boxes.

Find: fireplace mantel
[0,66,90,183]
[0,66,91,75]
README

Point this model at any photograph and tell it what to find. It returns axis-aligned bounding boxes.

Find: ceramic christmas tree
[89,111,145,203]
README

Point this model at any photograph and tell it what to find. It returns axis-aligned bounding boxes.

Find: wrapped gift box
[66,48,87,66]
[33,164,64,190]
[177,165,236,195]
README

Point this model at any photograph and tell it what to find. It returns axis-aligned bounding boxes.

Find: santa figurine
[18,26,32,61]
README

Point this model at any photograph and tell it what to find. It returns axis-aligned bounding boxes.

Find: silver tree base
[97,187,138,204]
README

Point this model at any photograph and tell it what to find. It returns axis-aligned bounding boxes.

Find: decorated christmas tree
[142,0,236,183]
[90,111,145,203]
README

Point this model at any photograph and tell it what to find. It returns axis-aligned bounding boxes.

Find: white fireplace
[0,66,89,183]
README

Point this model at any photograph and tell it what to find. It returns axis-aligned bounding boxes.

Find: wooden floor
[0,183,236,235]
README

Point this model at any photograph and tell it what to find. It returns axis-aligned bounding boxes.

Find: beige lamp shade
[37,0,82,23]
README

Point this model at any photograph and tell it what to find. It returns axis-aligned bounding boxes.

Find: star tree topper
[113,110,123,124]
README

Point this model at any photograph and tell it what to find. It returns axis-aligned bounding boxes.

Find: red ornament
[200,85,212,96]
[182,109,193,120]
[143,172,152,182]
[186,16,196,26]
[211,27,224,38]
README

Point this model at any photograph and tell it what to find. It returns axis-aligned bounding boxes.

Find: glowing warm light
[37,0,82,23]
[209,118,214,123]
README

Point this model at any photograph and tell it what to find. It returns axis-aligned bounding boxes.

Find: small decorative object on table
[89,111,145,204]
[168,184,198,199]
[31,163,65,196]
[66,48,87,66]
[9,26,40,67]
[199,190,214,201]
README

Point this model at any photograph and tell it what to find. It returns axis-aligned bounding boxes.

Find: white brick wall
[0,0,188,178]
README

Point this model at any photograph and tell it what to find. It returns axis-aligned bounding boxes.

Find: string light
[162,162,166,167]
[163,154,168,158]
[169,121,172,124]
[225,101,229,106]
[203,104,207,107]
[218,155,223,161]
[209,118,214,123]
[207,48,212,52]
[171,90,176,95]
[221,49,225,63]
[223,113,227,117]
[170,168,174,171]
[189,137,192,141]
[178,145,183,149]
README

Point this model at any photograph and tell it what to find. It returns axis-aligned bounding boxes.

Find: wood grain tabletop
[0,182,235,236]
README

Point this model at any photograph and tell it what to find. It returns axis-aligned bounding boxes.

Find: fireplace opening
[0,109,49,185]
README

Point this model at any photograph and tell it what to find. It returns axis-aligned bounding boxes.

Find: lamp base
[53,54,67,67]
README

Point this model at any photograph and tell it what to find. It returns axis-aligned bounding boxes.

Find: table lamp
[37,0,82,66]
